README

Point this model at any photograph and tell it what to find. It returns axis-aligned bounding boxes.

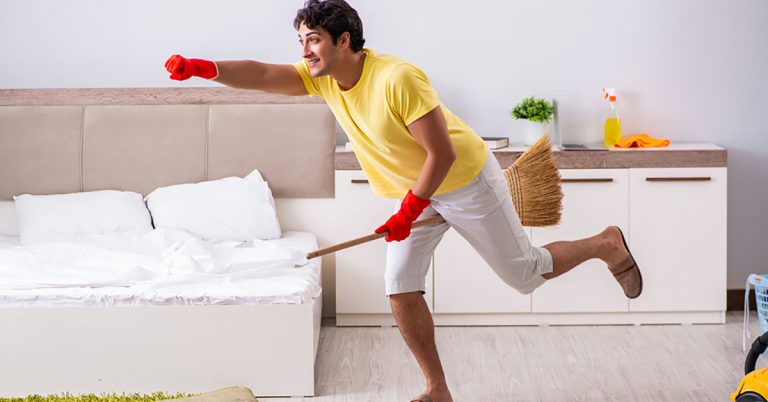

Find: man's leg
[541,226,629,280]
[383,202,451,401]
[390,291,452,402]
[429,164,635,293]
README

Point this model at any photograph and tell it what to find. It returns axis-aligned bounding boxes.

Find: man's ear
[339,32,351,49]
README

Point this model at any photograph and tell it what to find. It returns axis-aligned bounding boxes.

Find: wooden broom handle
[306,215,446,260]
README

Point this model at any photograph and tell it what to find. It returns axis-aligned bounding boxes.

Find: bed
[0,88,336,397]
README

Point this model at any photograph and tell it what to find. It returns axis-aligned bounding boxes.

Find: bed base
[0,292,321,397]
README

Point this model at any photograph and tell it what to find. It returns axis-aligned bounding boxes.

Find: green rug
[0,392,192,402]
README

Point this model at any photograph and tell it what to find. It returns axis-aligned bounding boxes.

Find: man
[165,1,642,401]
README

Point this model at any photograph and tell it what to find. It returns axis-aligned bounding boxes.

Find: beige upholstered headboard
[0,88,335,200]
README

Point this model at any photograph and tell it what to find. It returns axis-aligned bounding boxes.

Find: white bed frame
[0,297,322,396]
[0,88,336,397]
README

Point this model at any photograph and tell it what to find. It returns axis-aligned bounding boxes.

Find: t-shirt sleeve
[386,63,442,126]
[292,60,322,97]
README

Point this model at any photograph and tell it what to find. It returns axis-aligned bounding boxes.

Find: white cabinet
[334,164,727,326]
[628,168,727,313]
[334,171,433,325]
[530,169,629,313]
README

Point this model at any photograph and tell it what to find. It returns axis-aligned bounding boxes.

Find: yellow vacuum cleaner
[733,331,768,401]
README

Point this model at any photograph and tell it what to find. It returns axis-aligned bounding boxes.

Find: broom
[306,135,562,260]
[503,134,563,227]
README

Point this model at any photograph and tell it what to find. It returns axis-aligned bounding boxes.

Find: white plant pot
[516,119,550,146]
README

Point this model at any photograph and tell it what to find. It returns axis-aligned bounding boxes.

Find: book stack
[481,137,509,150]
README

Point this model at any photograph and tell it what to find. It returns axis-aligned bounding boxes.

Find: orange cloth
[614,133,670,148]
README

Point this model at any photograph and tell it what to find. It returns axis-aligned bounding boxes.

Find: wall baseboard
[728,289,755,311]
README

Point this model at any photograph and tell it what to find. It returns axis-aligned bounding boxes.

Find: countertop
[335,143,727,170]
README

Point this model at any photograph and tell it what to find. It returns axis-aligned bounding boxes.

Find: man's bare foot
[602,226,643,298]
[599,226,631,268]
[411,387,453,402]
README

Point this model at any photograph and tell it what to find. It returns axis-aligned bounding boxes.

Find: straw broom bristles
[503,134,563,227]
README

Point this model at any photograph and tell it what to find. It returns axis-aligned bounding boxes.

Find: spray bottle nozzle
[602,87,621,116]
[602,87,617,102]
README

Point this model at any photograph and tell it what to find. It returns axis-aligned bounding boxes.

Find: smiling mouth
[307,58,320,67]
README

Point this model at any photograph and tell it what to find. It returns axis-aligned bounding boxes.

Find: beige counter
[335,143,726,170]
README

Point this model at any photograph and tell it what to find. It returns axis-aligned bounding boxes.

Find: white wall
[1,0,766,288]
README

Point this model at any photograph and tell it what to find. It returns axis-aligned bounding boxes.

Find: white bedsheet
[0,229,320,307]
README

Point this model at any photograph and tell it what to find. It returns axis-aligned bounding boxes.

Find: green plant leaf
[510,96,553,123]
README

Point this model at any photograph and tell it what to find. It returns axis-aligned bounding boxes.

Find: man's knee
[389,290,424,302]
[388,290,424,305]
[491,250,549,293]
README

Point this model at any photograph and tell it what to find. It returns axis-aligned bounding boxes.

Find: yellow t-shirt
[293,49,487,199]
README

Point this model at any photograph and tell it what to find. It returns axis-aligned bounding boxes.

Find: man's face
[298,23,340,77]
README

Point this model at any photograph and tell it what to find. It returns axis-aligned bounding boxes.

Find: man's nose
[302,43,312,57]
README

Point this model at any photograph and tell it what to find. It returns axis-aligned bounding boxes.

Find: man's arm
[214,61,308,96]
[165,55,308,96]
[373,105,456,242]
[407,105,457,199]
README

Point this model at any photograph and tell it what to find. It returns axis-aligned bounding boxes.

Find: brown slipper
[410,394,433,402]
[609,227,643,299]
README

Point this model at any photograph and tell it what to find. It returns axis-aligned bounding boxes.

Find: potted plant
[511,96,554,145]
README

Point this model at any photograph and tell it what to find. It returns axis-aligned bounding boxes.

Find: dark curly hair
[293,0,366,52]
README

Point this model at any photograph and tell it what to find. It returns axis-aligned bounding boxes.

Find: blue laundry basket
[748,274,768,333]
[744,274,768,352]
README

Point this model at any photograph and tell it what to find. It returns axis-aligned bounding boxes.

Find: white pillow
[13,190,153,245]
[145,169,281,242]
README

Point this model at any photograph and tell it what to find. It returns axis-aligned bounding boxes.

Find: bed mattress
[0,230,321,307]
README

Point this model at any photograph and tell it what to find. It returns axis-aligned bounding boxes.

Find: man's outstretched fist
[165,55,218,81]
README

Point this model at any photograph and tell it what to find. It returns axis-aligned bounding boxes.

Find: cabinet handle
[561,178,614,183]
[351,179,369,184]
[645,177,712,182]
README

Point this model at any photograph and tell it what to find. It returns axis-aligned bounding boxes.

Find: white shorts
[384,151,554,296]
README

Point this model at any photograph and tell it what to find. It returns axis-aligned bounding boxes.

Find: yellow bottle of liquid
[602,88,622,147]
[604,117,621,147]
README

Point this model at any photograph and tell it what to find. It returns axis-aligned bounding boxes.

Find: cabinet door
[434,227,532,313]
[628,168,727,312]
[334,171,433,314]
[530,169,629,313]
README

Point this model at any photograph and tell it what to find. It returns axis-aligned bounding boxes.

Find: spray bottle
[602,88,621,147]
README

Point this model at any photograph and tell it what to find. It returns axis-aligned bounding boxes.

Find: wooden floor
[261,311,761,402]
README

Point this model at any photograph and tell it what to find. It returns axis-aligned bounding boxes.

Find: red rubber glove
[375,190,431,242]
[164,54,218,81]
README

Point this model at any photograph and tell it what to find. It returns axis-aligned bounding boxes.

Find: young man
[165,1,642,401]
